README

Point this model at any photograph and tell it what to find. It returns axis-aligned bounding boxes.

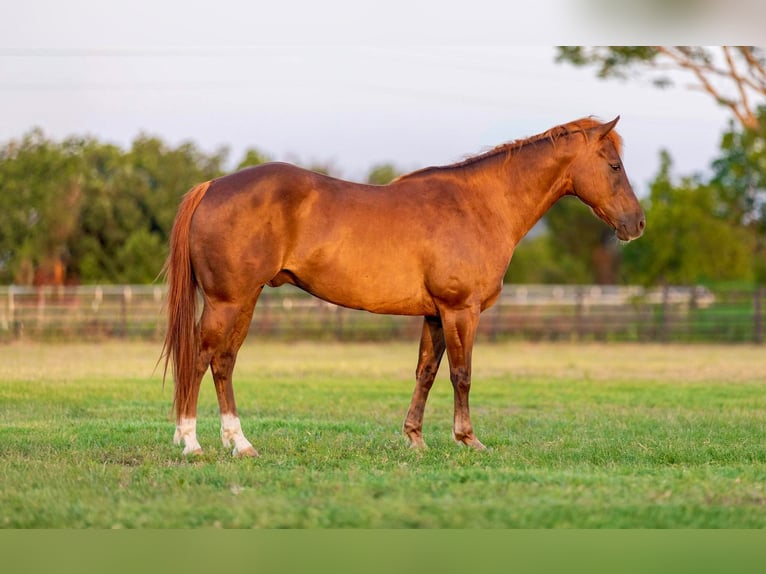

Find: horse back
[190,163,509,314]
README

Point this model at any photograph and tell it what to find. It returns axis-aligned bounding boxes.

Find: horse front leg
[441,305,486,450]
[403,316,446,448]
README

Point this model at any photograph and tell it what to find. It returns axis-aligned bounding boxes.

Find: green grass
[1,341,765,528]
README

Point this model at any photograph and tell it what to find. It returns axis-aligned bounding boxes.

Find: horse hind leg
[173,344,213,456]
[205,288,262,457]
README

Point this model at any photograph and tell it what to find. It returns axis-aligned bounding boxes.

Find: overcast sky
[2,1,761,196]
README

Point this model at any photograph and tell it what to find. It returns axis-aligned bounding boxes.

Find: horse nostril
[638,217,646,232]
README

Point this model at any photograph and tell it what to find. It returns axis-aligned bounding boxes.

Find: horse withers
[162,116,644,456]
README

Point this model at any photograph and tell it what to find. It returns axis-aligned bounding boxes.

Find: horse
[162,116,645,457]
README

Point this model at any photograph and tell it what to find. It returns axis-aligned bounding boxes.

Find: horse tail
[161,180,212,420]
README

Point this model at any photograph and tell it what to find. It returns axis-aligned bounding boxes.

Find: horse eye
[609,162,621,171]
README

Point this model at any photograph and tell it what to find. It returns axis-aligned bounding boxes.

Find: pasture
[0,341,764,528]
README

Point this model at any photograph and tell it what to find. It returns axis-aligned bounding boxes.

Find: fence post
[154,287,164,340]
[574,287,584,341]
[660,285,670,342]
[94,286,103,338]
[7,286,13,326]
[8,286,21,340]
[121,286,132,338]
[754,286,764,345]
[487,302,499,342]
[335,305,345,341]
[36,286,46,336]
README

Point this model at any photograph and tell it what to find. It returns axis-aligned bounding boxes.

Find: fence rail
[1,284,764,344]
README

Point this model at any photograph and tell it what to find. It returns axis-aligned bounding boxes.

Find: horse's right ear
[592,116,620,140]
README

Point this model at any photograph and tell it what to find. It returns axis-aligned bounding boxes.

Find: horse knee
[450,369,471,392]
[416,362,439,385]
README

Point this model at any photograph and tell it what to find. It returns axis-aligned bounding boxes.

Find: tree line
[1,47,764,287]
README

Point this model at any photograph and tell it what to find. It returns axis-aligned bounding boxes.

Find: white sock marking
[220,414,254,456]
[174,417,202,455]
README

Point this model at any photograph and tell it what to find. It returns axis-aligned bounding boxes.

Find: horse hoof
[466,439,487,451]
[404,431,428,449]
[454,433,487,451]
[234,446,260,458]
[183,447,204,456]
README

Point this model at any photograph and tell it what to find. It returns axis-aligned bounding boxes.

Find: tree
[506,232,593,284]
[0,129,84,284]
[305,162,337,176]
[621,150,754,285]
[0,130,228,285]
[710,109,766,227]
[366,163,401,185]
[68,135,227,283]
[556,46,766,130]
[236,148,271,170]
[708,108,766,281]
[543,198,622,284]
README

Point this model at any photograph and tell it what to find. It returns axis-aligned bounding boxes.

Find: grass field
[0,340,765,528]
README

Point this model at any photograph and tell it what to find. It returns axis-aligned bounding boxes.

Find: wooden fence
[0,284,763,344]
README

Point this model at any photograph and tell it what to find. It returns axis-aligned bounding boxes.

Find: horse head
[568,116,645,241]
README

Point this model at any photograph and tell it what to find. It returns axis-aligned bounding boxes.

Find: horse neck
[499,142,578,246]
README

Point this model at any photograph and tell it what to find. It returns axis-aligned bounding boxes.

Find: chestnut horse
[162,116,644,457]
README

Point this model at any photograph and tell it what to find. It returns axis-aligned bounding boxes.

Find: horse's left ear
[593,116,620,140]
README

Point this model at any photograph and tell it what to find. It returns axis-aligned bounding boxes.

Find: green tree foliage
[557,46,661,79]
[505,233,590,284]
[236,148,272,170]
[0,130,227,285]
[305,162,337,176]
[366,163,401,185]
[710,111,766,229]
[709,109,766,281]
[0,129,84,284]
[507,200,622,286]
[622,151,754,285]
[556,46,766,130]
[70,135,228,284]
[542,198,622,284]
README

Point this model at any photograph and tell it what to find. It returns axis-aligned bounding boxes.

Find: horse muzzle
[615,212,646,242]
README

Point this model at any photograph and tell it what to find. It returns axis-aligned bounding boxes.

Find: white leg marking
[221,414,256,456]
[174,417,203,455]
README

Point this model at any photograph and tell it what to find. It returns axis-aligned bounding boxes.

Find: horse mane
[393,116,623,182]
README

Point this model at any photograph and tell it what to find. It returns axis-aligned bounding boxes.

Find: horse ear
[593,116,620,140]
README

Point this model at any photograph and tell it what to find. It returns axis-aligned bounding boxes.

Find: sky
[1,1,762,196]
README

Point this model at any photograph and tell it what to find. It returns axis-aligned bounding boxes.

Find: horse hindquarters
[164,179,264,457]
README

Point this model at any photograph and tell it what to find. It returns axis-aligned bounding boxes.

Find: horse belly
[284,248,437,316]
